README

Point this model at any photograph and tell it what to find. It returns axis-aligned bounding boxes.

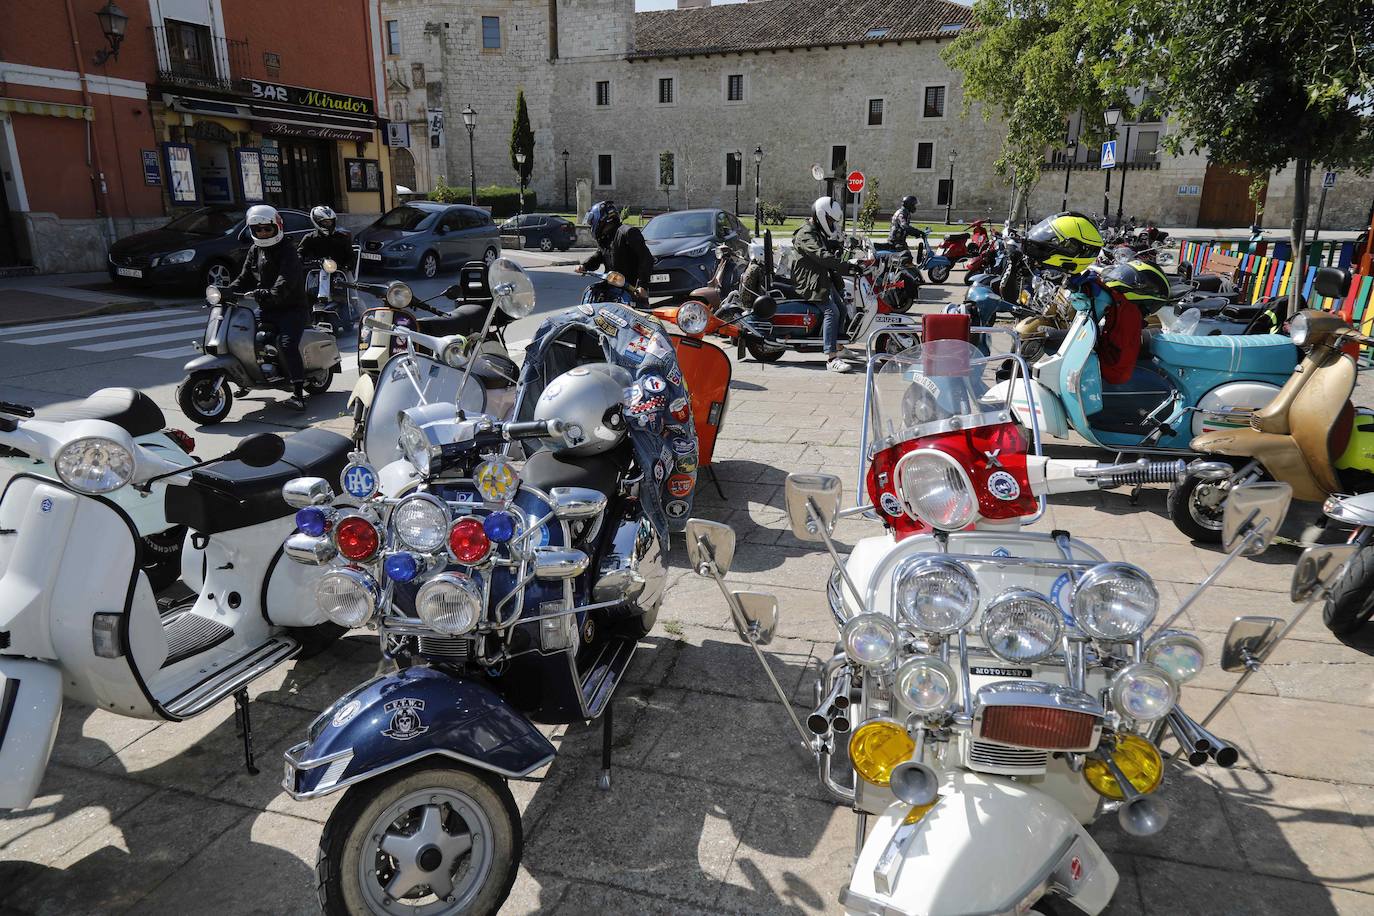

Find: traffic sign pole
[845,171,865,238]
[1101,141,1116,225]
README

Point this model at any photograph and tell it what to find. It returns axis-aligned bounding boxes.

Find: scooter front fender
[842,770,1117,916]
[181,353,238,376]
[0,657,62,811]
[349,372,375,411]
[282,666,556,800]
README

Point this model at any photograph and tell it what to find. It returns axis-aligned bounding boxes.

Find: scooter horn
[1170,708,1238,768]
[888,759,940,807]
[1100,754,1170,837]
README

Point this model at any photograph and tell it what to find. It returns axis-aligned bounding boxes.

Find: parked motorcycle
[0,409,354,812]
[932,218,991,282]
[177,285,342,424]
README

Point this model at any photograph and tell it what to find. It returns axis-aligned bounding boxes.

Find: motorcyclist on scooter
[887,195,920,259]
[576,201,653,301]
[232,204,309,410]
[793,196,860,373]
[297,205,354,267]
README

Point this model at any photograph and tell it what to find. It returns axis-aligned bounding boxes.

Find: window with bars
[726,74,744,102]
[923,85,946,118]
[658,77,674,104]
[915,142,934,170]
[595,81,611,106]
[481,16,501,49]
[867,99,884,126]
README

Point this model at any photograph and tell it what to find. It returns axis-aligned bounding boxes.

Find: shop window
[482,16,501,50]
[386,20,401,55]
[923,85,946,118]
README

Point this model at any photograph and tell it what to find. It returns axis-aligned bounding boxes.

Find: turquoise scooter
[989,289,1298,454]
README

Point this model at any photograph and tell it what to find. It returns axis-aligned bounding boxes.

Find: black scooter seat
[522,447,625,502]
[165,428,352,534]
[38,387,165,437]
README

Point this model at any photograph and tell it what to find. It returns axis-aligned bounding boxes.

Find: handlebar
[504,419,565,440]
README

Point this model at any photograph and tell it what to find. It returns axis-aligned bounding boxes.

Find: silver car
[356,202,501,278]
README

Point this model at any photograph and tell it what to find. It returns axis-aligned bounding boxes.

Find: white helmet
[534,364,627,457]
[246,204,284,247]
[310,205,337,233]
[812,196,843,240]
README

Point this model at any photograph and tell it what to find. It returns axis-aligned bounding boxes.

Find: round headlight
[894,656,957,716]
[842,613,899,668]
[896,449,977,530]
[391,494,450,553]
[397,412,435,472]
[55,436,134,494]
[980,589,1062,664]
[894,555,979,634]
[677,301,709,335]
[1288,312,1309,347]
[1083,734,1164,800]
[205,285,223,305]
[1071,563,1158,641]
[1145,630,1206,684]
[1109,662,1178,723]
[415,572,483,635]
[385,281,414,308]
[848,719,914,787]
[439,337,468,370]
[315,568,378,628]
[605,271,626,288]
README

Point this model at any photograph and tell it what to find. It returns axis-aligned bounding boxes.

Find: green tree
[509,90,534,210]
[857,176,882,232]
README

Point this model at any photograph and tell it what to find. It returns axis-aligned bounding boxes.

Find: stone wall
[20,214,164,274]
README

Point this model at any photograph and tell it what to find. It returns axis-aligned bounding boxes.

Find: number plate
[650,273,670,284]
[116,267,143,278]
[360,252,382,261]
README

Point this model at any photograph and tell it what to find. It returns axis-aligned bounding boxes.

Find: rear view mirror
[489,258,536,318]
[1222,482,1292,555]
[532,547,590,579]
[231,433,285,467]
[730,591,779,645]
[1290,543,1357,602]
[785,473,842,542]
[282,476,333,509]
[685,518,736,576]
[443,283,464,300]
[1313,266,1350,300]
[1221,615,1284,672]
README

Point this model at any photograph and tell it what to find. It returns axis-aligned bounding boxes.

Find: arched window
[390,147,417,193]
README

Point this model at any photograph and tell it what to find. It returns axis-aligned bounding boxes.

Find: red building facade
[0,0,391,273]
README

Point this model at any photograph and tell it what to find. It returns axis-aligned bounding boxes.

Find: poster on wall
[236,149,264,202]
[140,150,161,186]
[162,143,198,205]
[346,158,383,193]
[260,139,283,195]
[364,160,381,192]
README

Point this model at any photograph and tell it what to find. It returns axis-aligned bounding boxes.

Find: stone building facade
[379,0,1373,231]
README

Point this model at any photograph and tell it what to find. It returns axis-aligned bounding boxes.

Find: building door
[277,139,337,211]
[0,169,19,267]
[1198,164,1266,228]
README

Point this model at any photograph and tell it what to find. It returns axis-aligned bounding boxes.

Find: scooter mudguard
[349,372,375,411]
[925,255,953,273]
[668,334,731,466]
[987,378,1069,440]
[0,657,62,811]
[841,771,1118,916]
[282,665,556,801]
[182,353,237,375]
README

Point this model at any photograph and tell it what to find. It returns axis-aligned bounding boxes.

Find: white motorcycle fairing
[841,770,1117,916]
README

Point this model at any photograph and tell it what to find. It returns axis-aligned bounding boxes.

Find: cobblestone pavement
[4,289,1374,916]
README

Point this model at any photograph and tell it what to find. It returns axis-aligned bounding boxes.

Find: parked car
[500,213,577,252]
[356,202,500,278]
[643,208,751,300]
[106,206,314,290]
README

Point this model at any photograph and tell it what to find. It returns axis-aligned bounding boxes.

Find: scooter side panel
[1057,318,1105,441]
[300,327,340,372]
[987,378,1069,439]
[0,657,62,810]
[1193,381,1282,436]
[284,666,557,800]
[0,479,73,657]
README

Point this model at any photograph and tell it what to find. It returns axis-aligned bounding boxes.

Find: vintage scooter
[682,331,1331,913]
[0,410,355,812]
[935,219,991,281]
[304,248,363,337]
[177,285,342,425]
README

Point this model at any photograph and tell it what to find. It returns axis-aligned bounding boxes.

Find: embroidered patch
[597,307,629,328]
[667,474,695,498]
[665,499,690,519]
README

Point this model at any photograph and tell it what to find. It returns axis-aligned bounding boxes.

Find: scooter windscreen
[364,353,487,467]
[869,339,1010,446]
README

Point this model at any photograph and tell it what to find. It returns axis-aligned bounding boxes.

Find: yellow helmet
[1023,212,1103,274]
[1102,258,1170,314]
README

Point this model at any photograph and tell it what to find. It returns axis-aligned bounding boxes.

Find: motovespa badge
[987,470,1021,501]
[381,698,429,740]
[341,463,379,500]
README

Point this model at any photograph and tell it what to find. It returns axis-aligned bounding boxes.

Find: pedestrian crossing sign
[1101,141,1117,169]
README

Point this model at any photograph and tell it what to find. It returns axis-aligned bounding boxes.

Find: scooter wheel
[1323,545,1374,635]
[928,264,952,284]
[745,340,786,363]
[317,763,521,916]
[1167,475,1225,544]
[176,372,233,425]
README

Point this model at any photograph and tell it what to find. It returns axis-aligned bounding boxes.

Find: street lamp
[753,145,763,235]
[1103,107,1121,224]
[945,150,957,224]
[515,150,527,216]
[561,149,569,212]
[731,150,742,217]
[462,104,477,205]
[93,1,129,65]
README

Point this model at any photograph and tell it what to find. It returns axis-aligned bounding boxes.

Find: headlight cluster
[1109,662,1178,723]
[1145,630,1206,684]
[392,494,450,553]
[981,589,1062,663]
[55,436,135,494]
[897,450,977,530]
[1072,563,1157,641]
[415,572,483,635]
[895,556,978,633]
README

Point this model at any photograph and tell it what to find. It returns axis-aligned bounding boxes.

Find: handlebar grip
[505,419,564,440]
[0,400,35,418]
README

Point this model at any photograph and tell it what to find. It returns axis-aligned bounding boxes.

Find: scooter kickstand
[233,688,259,775]
[597,702,613,792]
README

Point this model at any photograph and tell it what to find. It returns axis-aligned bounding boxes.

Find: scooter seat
[38,387,165,437]
[165,428,352,534]
[1147,332,1297,376]
[521,447,625,502]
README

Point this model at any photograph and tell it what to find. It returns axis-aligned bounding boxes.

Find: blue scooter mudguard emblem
[282,666,556,800]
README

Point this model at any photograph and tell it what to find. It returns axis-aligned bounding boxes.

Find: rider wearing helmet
[1022,211,1104,275]
[792,196,859,372]
[297,205,354,268]
[231,204,309,410]
[576,201,653,298]
[887,195,921,256]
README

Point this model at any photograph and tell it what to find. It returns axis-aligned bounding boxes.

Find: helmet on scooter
[310,205,337,233]
[586,201,622,245]
[1101,258,1170,315]
[1023,211,1102,274]
[812,196,843,240]
[534,364,628,457]
[246,204,284,248]
[901,195,918,213]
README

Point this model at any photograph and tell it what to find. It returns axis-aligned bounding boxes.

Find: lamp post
[945,150,957,223]
[1061,139,1077,212]
[515,150,527,216]
[93,1,128,65]
[561,149,569,211]
[461,105,478,204]
[1103,107,1121,225]
[752,145,763,235]
[731,150,742,217]
[1115,122,1133,228]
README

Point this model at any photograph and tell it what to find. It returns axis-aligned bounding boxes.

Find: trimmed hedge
[429,180,537,218]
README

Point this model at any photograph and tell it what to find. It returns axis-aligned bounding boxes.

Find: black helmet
[1022,211,1103,273]
[1101,258,1170,314]
[901,195,918,212]
[586,201,622,244]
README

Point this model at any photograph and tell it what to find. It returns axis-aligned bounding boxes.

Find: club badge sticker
[381,698,429,740]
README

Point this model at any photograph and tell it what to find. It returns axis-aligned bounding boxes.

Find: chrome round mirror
[488,257,536,318]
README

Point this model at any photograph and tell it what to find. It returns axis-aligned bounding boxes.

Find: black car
[107,206,315,290]
[643,208,751,300]
[499,213,577,252]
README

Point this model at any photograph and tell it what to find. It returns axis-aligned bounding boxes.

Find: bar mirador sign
[246,80,374,117]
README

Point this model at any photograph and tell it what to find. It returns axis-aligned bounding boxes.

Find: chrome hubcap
[358,788,493,915]
[1189,481,1227,530]
[193,381,226,415]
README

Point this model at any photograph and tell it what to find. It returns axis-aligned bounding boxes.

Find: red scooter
[934,219,991,283]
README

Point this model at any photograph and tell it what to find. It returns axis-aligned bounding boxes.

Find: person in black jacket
[575,200,653,299]
[297,205,355,268]
[232,204,310,410]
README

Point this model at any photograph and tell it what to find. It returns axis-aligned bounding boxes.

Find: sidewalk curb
[0,296,190,328]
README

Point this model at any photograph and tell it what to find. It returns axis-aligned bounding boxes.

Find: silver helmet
[534,364,628,457]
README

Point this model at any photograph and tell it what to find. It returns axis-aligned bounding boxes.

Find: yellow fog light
[848,720,914,787]
[1083,734,1164,800]
[474,458,519,503]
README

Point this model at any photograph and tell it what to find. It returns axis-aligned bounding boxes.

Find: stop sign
[846,170,865,194]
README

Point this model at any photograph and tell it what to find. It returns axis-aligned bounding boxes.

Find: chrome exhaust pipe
[1172,708,1239,768]
[831,708,851,734]
[1166,711,1209,767]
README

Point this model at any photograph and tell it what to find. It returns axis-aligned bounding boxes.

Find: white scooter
[0,407,355,811]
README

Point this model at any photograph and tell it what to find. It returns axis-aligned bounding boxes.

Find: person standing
[233,205,309,410]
